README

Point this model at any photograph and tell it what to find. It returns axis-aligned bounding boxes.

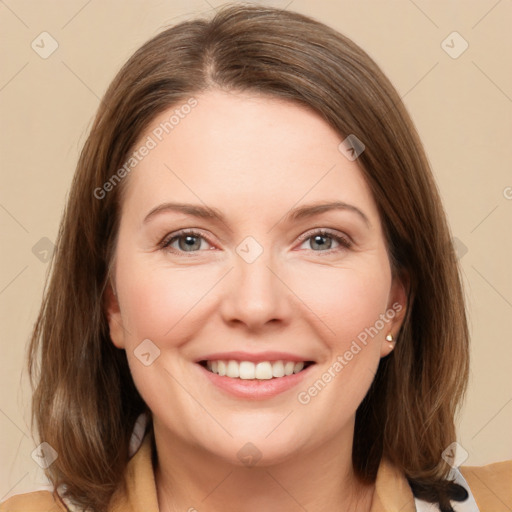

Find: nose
[219,246,292,332]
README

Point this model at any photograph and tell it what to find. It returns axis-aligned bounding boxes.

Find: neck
[153,421,375,512]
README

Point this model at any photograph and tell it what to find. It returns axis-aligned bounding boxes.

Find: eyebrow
[143,200,371,228]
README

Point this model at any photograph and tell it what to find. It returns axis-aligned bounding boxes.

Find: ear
[380,270,409,358]
[104,280,126,350]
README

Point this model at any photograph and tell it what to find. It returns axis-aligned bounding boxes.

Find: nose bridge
[220,235,289,328]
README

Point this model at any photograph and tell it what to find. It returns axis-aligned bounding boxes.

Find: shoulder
[0,490,67,511]
[460,459,512,511]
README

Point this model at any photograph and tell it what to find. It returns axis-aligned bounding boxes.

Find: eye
[297,229,352,253]
[160,229,213,254]
[159,228,352,256]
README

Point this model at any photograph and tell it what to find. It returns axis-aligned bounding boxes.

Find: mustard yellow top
[1,434,511,511]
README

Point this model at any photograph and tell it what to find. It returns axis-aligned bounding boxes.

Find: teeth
[226,360,240,378]
[272,360,285,378]
[284,361,295,376]
[204,360,308,379]
[255,362,273,380]
[239,361,255,379]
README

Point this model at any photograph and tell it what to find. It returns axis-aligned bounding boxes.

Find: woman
[2,4,510,512]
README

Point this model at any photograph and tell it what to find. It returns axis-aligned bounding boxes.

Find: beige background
[1,0,511,500]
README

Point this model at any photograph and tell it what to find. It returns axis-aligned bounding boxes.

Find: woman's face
[106,89,406,465]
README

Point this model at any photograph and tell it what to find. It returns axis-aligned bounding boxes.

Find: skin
[105,89,407,512]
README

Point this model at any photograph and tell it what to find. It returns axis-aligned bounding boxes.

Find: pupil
[181,235,200,251]
[312,235,331,250]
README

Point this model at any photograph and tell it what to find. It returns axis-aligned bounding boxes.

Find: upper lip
[195,351,315,363]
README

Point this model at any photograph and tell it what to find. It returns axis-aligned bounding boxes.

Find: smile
[200,359,314,379]
[196,359,316,400]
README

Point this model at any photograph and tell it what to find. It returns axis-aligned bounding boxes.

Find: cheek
[289,259,392,350]
[291,266,390,431]
[116,254,216,347]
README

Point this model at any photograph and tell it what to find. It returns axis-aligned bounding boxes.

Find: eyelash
[159,228,352,256]
[297,229,352,253]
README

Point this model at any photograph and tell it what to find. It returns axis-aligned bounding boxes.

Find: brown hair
[28,3,469,511]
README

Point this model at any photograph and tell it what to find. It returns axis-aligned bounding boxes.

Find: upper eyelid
[161,229,211,247]
[297,227,351,242]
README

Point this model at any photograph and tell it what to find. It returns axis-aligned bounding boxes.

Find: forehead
[119,89,380,227]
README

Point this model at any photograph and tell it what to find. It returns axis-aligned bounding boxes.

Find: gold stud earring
[386,333,394,342]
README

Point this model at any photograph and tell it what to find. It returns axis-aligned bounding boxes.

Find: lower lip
[196,363,315,400]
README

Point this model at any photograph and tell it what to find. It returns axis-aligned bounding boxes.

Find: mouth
[198,359,316,380]
[196,358,316,400]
